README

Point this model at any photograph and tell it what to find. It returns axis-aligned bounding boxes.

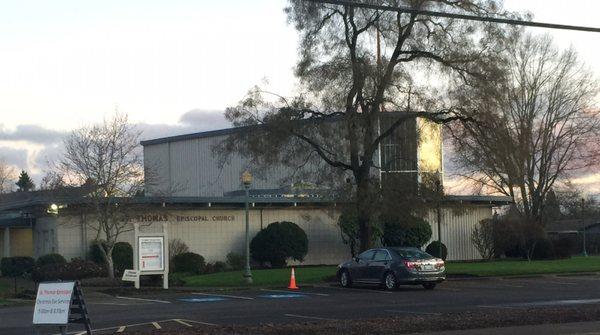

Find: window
[392,248,432,260]
[379,115,417,172]
[358,250,376,261]
[373,250,391,261]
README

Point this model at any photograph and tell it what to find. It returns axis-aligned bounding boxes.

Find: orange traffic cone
[288,267,299,290]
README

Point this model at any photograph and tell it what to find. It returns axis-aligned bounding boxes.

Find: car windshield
[391,248,433,260]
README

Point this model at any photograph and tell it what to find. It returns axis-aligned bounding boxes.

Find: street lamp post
[582,198,588,257]
[435,175,442,259]
[241,171,253,284]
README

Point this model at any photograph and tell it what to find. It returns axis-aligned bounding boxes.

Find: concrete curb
[447,271,600,281]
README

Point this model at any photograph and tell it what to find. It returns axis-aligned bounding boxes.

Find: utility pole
[582,198,588,257]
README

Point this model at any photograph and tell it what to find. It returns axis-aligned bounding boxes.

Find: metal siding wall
[169,139,200,196]
[144,143,171,196]
[424,206,492,261]
[431,206,492,261]
[153,134,309,197]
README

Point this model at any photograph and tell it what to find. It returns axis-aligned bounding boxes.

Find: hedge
[1,257,35,277]
[250,221,308,268]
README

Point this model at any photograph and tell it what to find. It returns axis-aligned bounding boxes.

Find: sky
[0,0,599,192]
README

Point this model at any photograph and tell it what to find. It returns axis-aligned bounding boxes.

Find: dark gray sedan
[337,247,446,290]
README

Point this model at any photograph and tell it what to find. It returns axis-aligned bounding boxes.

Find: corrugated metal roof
[443,195,513,205]
[546,219,600,233]
[140,124,261,146]
[0,191,512,212]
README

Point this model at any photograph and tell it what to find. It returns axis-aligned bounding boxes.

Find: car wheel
[383,272,397,290]
[340,270,352,288]
[422,282,436,290]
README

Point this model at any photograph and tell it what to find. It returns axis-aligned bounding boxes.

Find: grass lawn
[178,266,338,287]
[0,277,11,297]
[177,257,600,288]
[0,277,12,306]
[446,256,600,277]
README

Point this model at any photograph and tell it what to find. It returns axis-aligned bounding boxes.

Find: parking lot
[3,274,600,334]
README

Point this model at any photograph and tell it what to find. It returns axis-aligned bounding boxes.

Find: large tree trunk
[102,247,115,279]
[356,176,374,252]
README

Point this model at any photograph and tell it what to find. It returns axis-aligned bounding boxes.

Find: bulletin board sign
[138,236,165,272]
[133,223,169,289]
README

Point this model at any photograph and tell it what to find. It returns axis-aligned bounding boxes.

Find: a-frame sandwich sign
[33,281,91,335]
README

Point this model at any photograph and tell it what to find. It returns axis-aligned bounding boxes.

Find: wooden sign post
[33,281,91,335]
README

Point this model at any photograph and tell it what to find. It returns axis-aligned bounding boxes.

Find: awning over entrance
[0,215,35,228]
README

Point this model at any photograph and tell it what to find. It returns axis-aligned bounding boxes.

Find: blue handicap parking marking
[259,293,306,299]
[178,297,226,303]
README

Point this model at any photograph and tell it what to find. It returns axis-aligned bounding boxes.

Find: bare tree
[222,0,518,252]
[0,158,16,193]
[59,113,143,278]
[450,34,600,224]
[39,171,66,190]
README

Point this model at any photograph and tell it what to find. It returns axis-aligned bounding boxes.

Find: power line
[305,0,600,33]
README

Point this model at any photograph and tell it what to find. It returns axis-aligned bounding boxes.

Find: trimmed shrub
[226,252,245,270]
[250,221,308,268]
[213,261,228,273]
[112,242,133,274]
[172,252,205,274]
[531,238,555,260]
[425,241,448,260]
[89,241,132,274]
[89,241,107,264]
[381,215,432,248]
[1,257,35,277]
[32,258,107,282]
[553,236,576,259]
[36,253,66,267]
[169,239,190,260]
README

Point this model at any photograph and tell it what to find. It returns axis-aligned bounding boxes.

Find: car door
[367,249,391,282]
[350,249,376,282]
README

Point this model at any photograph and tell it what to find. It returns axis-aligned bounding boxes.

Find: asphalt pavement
[3,274,600,334]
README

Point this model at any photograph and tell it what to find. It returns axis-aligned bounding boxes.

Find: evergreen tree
[542,189,562,225]
[15,170,35,192]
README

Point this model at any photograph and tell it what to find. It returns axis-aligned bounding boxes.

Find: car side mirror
[354,257,360,263]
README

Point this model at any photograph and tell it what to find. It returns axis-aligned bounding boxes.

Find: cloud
[0,110,231,182]
[0,124,65,144]
[138,109,229,141]
[179,109,229,128]
[0,146,29,171]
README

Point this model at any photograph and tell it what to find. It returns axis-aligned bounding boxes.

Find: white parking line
[178,318,218,326]
[57,318,216,334]
[284,313,337,321]
[115,296,171,304]
[260,288,329,297]
[174,319,193,327]
[193,292,254,300]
